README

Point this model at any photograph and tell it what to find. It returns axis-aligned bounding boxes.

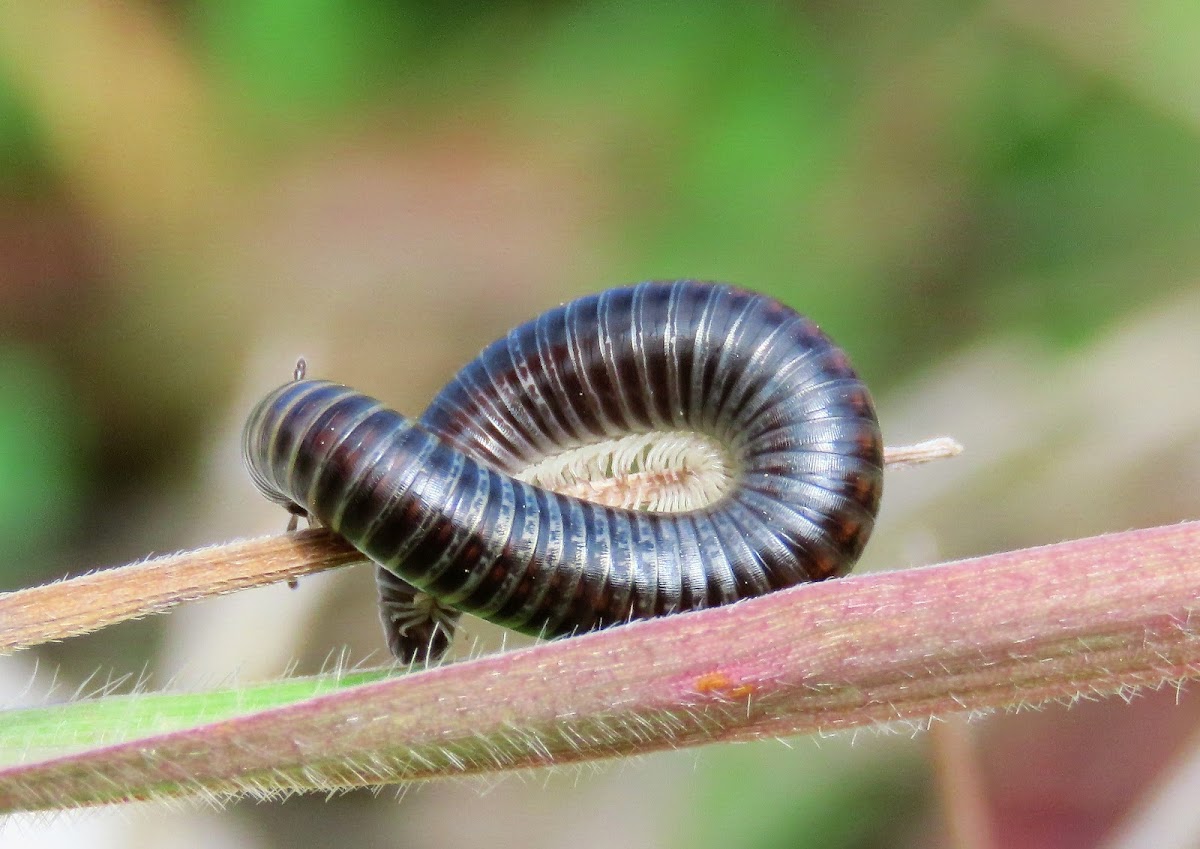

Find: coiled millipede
[243,280,885,662]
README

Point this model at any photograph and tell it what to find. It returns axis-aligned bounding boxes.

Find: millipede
[242,280,884,662]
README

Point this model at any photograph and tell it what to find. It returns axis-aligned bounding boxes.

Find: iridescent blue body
[242,281,884,661]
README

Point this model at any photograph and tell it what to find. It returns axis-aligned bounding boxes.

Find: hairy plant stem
[2,518,1199,811]
[0,531,362,655]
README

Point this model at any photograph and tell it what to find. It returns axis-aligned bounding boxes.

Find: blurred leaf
[682,744,928,849]
[970,40,1200,344]
[191,0,413,127]
[523,3,846,285]
[0,346,84,582]
[0,69,50,195]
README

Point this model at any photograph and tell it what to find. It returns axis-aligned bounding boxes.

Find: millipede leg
[375,565,462,663]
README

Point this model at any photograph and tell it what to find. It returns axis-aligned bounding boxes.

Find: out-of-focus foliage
[0,345,85,578]
[191,0,413,129]
[1,1,1199,847]
[0,73,49,194]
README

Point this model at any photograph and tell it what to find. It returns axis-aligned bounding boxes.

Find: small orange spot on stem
[694,672,732,693]
[694,672,756,699]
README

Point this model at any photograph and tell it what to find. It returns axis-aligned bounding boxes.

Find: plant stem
[0,530,362,654]
[2,519,1198,811]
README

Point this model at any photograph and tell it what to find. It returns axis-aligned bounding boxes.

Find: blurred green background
[2,1,1200,847]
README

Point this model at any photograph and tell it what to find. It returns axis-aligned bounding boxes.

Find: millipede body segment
[243,281,883,661]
